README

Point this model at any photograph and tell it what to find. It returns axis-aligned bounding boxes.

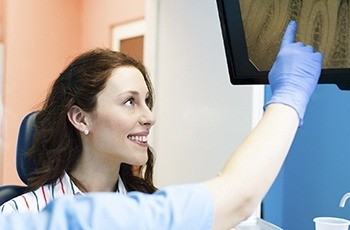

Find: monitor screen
[216,0,350,90]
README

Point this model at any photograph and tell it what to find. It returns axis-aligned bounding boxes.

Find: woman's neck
[69,151,121,192]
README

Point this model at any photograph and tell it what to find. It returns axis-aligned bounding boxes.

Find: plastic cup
[314,217,350,230]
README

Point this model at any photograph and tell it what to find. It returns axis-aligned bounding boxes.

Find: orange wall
[1,0,145,185]
[1,0,82,185]
[0,0,3,43]
[80,0,145,50]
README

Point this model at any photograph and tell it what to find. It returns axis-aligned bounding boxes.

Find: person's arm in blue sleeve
[0,21,322,230]
[0,183,214,230]
[205,21,322,229]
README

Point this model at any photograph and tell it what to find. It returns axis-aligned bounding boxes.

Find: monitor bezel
[216,0,350,90]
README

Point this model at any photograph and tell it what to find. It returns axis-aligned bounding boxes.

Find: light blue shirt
[0,183,214,230]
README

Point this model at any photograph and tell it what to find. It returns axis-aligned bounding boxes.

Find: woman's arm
[205,21,323,229]
[206,104,298,228]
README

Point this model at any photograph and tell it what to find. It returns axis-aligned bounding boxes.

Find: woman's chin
[128,155,148,167]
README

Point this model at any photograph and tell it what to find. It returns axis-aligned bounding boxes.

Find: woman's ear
[67,105,89,133]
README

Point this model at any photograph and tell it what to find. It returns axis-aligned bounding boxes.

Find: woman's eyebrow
[117,91,150,97]
[117,91,140,97]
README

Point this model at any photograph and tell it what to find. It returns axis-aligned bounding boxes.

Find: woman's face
[87,66,155,166]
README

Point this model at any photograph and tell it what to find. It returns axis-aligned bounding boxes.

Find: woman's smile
[127,131,149,147]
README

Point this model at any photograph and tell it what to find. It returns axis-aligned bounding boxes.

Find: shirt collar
[62,171,127,195]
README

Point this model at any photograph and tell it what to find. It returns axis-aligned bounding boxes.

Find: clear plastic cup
[314,217,350,230]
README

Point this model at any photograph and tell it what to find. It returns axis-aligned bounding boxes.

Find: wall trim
[111,19,145,52]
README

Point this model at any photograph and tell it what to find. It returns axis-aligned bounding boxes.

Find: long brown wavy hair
[26,48,157,193]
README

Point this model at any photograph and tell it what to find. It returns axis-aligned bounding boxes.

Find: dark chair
[0,111,38,206]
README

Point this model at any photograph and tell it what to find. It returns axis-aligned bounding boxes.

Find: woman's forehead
[105,66,149,95]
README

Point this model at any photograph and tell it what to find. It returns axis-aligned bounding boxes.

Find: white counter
[233,218,282,230]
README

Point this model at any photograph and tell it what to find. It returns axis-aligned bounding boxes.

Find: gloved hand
[266,20,323,126]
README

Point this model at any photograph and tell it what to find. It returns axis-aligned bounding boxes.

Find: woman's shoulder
[0,182,56,213]
[0,173,80,214]
[0,190,33,214]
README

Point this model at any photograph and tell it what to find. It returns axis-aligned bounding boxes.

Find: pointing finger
[281,20,298,48]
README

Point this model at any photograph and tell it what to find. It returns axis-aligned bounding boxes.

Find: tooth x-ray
[216,0,350,90]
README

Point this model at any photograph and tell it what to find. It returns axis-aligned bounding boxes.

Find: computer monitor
[216,0,350,90]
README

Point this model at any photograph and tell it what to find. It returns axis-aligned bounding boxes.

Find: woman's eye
[145,97,151,107]
[125,98,134,106]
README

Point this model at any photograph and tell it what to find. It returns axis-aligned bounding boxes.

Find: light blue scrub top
[0,183,214,230]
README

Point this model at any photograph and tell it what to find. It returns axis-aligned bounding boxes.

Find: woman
[1,48,157,213]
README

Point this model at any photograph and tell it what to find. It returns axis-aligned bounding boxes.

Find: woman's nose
[140,106,156,126]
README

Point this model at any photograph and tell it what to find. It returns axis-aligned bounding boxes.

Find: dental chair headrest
[16,111,38,185]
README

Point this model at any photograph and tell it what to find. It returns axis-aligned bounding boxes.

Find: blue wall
[263,84,350,229]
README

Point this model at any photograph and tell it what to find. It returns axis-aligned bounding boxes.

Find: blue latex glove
[266,21,323,126]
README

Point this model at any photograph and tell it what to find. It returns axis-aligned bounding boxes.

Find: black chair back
[0,111,38,206]
[16,111,38,184]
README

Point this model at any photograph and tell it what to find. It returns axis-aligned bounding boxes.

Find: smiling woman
[0,48,157,213]
[68,66,155,170]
